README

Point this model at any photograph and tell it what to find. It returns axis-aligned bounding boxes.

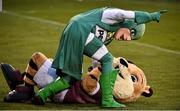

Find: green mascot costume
[33,7,166,107]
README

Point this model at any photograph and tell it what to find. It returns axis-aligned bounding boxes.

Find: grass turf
[0,0,180,110]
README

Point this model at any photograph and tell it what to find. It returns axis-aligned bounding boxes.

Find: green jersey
[52,7,136,80]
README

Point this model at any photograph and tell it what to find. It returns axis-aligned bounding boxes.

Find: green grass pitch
[0,0,180,110]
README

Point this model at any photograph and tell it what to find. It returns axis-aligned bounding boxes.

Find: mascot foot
[4,86,34,102]
[102,101,126,108]
[32,95,45,105]
[0,63,24,90]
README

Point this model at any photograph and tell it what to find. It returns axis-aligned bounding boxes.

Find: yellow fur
[82,57,152,103]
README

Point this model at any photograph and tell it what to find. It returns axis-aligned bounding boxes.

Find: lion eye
[131,75,138,82]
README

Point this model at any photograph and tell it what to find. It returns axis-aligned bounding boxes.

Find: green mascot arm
[135,10,167,24]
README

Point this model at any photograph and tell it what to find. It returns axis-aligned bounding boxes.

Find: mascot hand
[151,10,167,22]
[82,67,101,95]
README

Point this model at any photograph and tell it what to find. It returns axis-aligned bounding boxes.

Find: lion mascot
[1,52,153,104]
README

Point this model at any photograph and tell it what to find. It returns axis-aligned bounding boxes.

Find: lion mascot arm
[81,67,101,95]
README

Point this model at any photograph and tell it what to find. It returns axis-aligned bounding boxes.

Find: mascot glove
[150,10,167,22]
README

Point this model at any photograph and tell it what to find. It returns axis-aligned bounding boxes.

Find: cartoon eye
[130,29,135,37]
[131,75,138,82]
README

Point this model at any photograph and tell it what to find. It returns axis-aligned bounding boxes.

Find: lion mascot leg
[1,52,48,102]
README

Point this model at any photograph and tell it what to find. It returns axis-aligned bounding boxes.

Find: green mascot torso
[52,7,123,80]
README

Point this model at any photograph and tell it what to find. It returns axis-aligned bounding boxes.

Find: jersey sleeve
[101,8,135,24]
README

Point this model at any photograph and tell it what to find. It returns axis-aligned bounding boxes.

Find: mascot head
[113,57,153,103]
[82,57,153,103]
[122,19,146,40]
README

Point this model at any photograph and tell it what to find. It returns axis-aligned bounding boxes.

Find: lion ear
[141,86,153,97]
[119,58,128,68]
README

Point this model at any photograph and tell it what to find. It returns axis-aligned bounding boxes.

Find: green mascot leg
[33,77,70,105]
[100,70,125,108]
[99,53,125,108]
[83,36,124,107]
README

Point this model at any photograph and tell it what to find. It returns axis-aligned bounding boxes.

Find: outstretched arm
[101,8,167,25]
[135,10,167,24]
[101,8,135,24]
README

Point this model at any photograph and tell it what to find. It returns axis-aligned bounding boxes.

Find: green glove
[135,10,167,24]
[150,10,167,22]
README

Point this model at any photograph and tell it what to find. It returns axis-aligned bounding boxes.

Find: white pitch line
[2,10,180,56]
[131,42,180,55]
[3,10,66,26]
